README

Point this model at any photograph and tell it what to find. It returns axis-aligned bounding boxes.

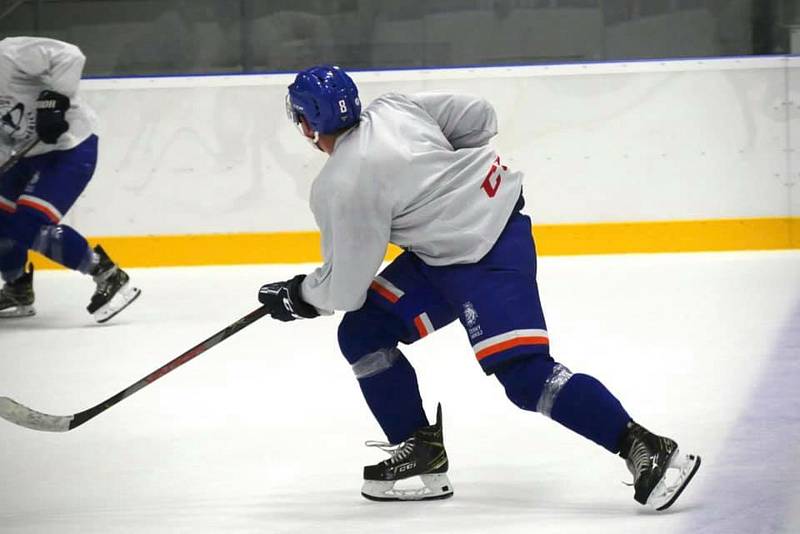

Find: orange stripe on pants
[475,336,549,361]
[413,315,429,338]
[370,281,399,303]
[17,198,60,223]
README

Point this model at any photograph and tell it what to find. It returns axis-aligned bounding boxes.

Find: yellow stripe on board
[534,217,800,256]
[28,217,800,270]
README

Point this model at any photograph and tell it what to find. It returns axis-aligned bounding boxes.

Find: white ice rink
[1,251,799,534]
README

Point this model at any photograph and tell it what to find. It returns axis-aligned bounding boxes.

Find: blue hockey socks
[495,356,631,453]
[1,207,96,275]
[31,224,96,273]
[353,348,429,444]
[549,373,632,453]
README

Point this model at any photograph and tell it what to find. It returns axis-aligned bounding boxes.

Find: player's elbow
[336,292,368,313]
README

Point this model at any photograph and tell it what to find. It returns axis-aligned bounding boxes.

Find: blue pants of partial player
[0,136,98,281]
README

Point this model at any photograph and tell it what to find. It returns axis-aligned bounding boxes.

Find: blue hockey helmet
[286,65,361,135]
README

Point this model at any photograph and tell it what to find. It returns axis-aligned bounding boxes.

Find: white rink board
[790,60,800,220]
[68,57,798,236]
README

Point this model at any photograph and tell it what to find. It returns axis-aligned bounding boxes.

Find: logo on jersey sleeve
[0,98,36,142]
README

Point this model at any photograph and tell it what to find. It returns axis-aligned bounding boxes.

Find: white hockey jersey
[0,36,96,160]
[301,92,524,313]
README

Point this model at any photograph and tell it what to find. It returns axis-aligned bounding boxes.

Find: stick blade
[0,396,73,432]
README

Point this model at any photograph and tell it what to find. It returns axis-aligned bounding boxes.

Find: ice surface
[1,251,798,533]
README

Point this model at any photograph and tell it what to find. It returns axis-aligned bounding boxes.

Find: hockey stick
[0,305,270,432]
[0,138,40,176]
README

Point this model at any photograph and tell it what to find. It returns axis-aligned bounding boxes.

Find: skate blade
[93,283,141,324]
[361,473,453,502]
[646,448,702,511]
[0,304,36,319]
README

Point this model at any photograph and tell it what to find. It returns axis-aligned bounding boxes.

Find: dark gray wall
[0,0,792,76]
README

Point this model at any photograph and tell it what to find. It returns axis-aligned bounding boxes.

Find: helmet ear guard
[286,65,361,135]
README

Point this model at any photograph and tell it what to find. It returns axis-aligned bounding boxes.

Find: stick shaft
[0,138,40,175]
[0,307,269,432]
[68,306,269,429]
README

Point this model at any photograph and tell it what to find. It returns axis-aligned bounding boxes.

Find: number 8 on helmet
[285,65,362,145]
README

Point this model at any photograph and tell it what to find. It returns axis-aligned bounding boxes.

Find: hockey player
[258,65,701,508]
[0,36,140,323]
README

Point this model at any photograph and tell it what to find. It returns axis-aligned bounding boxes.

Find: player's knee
[337,307,403,365]
[494,355,573,416]
[338,308,407,378]
[338,312,367,363]
[1,210,49,250]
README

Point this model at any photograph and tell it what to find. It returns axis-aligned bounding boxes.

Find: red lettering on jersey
[481,156,506,198]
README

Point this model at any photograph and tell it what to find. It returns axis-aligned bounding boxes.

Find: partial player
[0,36,140,322]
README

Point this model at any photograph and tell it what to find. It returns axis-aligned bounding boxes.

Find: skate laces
[624,440,653,485]
[93,268,127,302]
[365,438,416,465]
[93,265,118,285]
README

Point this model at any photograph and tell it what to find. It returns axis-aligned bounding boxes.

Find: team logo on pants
[462,301,482,339]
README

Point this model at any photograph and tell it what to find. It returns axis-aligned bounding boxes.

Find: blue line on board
[84,54,795,82]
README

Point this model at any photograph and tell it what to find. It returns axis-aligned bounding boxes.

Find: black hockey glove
[36,90,70,144]
[258,274,319,322]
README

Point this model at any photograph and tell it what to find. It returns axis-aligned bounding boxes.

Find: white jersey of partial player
[0,36,97,160]
[301,92,524,314]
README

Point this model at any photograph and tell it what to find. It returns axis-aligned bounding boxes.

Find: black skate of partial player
[619,422,701,511]
[0,263,35,318]
[87,245,140,323]
[361,403,453,501]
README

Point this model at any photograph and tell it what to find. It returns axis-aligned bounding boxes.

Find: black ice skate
[87,245,141,323]
[361,403,453,501]
[0,263,35,318]
[619,422,701,511]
